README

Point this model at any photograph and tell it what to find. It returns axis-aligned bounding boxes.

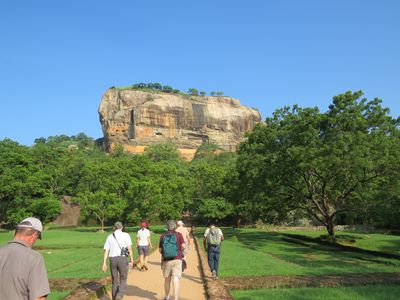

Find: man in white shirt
[102,222,134,300]
[136,221,152,271]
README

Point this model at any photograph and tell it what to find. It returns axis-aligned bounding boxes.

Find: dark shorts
[138,245,150,256]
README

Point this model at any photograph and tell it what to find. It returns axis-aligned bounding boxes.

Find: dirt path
[121,237,207,300]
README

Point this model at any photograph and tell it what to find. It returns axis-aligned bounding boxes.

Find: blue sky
[1,1,399,145]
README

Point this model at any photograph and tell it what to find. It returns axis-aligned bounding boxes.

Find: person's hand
[128,262,133,269]
[102,263,107,273]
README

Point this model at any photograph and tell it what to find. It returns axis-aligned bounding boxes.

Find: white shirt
[137,228,151,246]
[104,230,133,257]
[204,227,223,238]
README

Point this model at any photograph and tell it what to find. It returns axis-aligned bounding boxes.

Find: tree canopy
[237,91,400,237]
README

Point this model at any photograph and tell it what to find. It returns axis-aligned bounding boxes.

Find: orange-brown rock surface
[98,89,261,159]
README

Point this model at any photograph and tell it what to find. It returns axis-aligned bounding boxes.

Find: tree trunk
[325,217,336,242]
[100,218,105,232]
[234,216,242,228]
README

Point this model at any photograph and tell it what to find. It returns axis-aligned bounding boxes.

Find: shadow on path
[125,285,158,300]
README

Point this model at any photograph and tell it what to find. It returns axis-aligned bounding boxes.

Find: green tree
[0,139,62,226]
[162,85,173,93]
[200,91,206,96]
[153,83,162,90]
[144,143,181,162]
[237,91,400,238]
[196,197,234,221]
[76,156,131,227]
[190,152,237,222]
[188,88,199,96]
[77,191,126,231]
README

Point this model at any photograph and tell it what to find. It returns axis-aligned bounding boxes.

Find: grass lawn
[285,230,400,255]
[231,284,400,300]
[195,228,400,278]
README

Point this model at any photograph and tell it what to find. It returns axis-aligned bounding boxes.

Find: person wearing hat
[0,217,50,300]
[102,221,134,300]
[136,220,152,271]
[175,220,191,271]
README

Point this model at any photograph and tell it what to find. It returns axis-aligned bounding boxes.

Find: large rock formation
[99,89,261,159]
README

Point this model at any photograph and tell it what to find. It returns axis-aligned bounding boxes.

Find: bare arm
[128,245,134,268]
[102,249,109,272]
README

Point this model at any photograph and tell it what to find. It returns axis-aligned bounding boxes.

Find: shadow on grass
[219,229,400,273]
[282,233,400,260]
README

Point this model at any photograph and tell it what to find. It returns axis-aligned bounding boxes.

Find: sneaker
[143,265,148,271]
[212,270,217,279]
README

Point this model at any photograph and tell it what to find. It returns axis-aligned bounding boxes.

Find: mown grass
[285,230,400,255]
[231,284,400,300]
[195,228,400,277]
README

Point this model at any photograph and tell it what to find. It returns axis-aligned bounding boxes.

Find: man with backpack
[203,223,224,279]
[159,220,186,300]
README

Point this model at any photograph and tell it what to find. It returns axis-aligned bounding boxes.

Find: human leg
[172,275,180,300]
[214,247,221,278]
[143,246,150,269]
[109,257,119,300]
[139,254,144,269]
[164,275,172,298]
[207,246,215,273]
[116,257,128,299]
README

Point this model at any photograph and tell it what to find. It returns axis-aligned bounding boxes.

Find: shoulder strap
[112,233,122,250]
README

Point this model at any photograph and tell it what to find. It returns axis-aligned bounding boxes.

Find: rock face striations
[99,89,261,159]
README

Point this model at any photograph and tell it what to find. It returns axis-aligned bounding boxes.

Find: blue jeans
[207,245,221,275]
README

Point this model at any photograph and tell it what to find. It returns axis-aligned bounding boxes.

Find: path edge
[192,230,233,300]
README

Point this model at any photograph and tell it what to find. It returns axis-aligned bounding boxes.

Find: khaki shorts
[162,259,182,279]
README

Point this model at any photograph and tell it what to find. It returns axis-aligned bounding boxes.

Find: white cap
[177,220,184,226]
[17,217,43,239]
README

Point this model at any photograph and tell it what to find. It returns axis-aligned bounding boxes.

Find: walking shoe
[212,270,217,279]
[143,264,148,271]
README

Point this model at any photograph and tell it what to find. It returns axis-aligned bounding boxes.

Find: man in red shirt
[159,220,186,300]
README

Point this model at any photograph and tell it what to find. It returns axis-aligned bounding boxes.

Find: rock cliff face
[99,89,261,159]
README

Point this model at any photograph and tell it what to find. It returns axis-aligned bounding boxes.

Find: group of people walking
[104,219,197,300]
[0,217,224,300]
